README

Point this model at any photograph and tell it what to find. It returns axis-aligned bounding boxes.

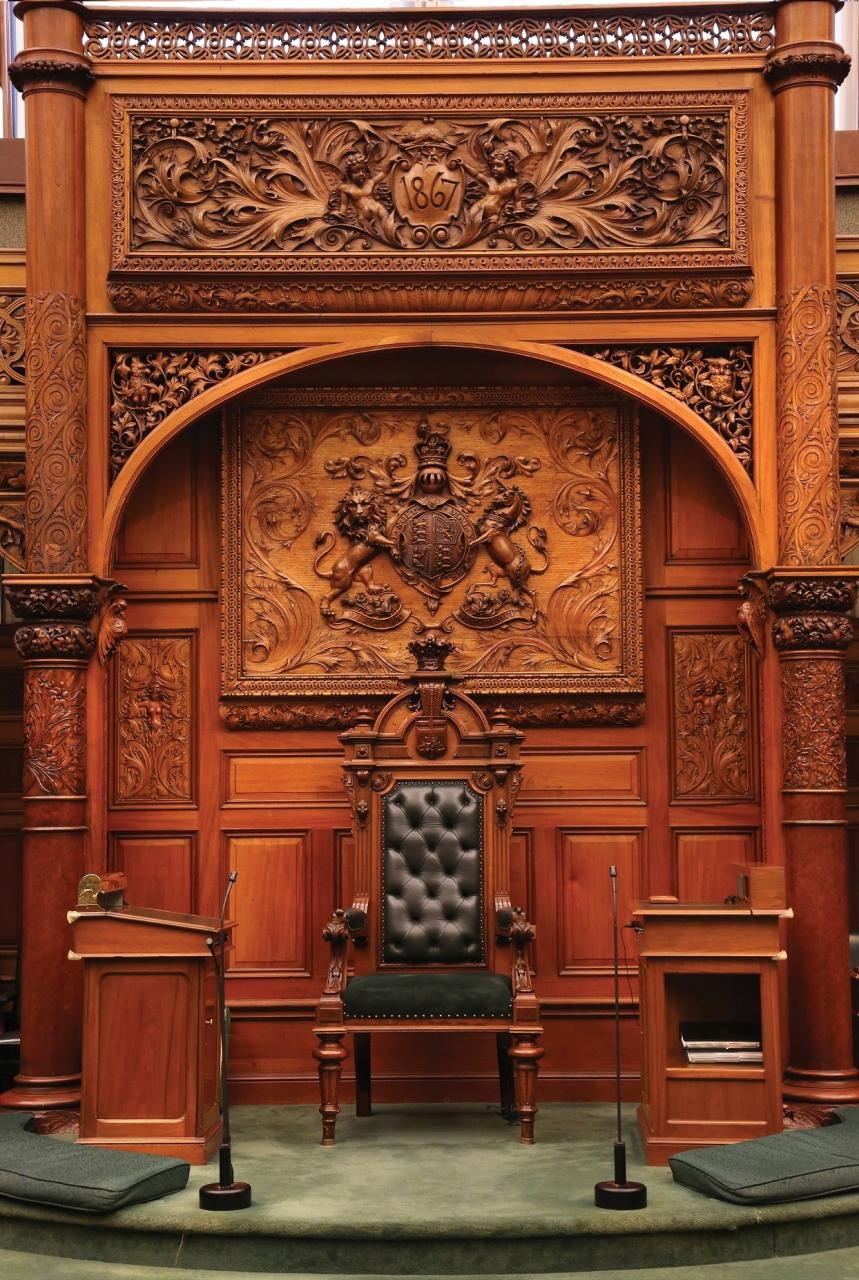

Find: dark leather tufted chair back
[382,780,484,965]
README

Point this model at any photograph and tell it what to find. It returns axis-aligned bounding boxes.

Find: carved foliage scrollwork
[836,281,859,375]
[23,668,86,797]
[777,286,841,567]
[781,658,846,791]
[0,293,25,386]
[672,631,752,800]
[25,293,88,573]
[113,635,194,805]
[127,103,732,259]
[591,344,753,473]
[107,275,755,316]
[110,348,286,478]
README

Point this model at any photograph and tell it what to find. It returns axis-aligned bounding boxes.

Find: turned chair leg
[510,1032,544,1145]
[496,1032,516,1122]
[313,1032,347,1145]
[354,1032,372,1117]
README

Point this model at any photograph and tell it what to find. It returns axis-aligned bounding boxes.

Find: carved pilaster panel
[25,293,88,574]
[23,667,86,797]
[112,634,195,806]
[671,631,753,801]
[776,286,841,567]
[0,293,25,388]
[781,657,846,791]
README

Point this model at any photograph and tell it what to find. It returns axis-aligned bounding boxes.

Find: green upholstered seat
[343,971,513,1020]
[670,1108,859,1204]
[0,1113,189,1213]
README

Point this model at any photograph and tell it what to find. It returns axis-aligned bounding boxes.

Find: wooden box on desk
[633,871,790,1166]
[68,906,228,1164]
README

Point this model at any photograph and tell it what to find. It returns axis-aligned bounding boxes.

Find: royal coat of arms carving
[222,388,641,700]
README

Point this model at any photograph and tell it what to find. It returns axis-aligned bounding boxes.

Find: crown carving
[415,419,451,468]
[408,635,455,671]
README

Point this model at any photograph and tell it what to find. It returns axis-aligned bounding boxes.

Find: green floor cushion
[670,1110,859,1205]
[343,971,513,1020]
[0,1113,190,1213]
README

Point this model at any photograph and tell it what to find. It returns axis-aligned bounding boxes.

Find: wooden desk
[69,906,228,1164]
[633,900,790,1166]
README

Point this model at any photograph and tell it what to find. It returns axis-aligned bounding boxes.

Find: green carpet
[1,1103,859,1273]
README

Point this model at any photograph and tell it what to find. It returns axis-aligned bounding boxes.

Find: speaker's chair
[313,637,542,1145]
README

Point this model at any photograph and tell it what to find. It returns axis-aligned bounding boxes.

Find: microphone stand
[594,864,647,1210]
[200,871,252,1210]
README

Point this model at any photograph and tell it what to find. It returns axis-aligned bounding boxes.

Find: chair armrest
[321,905,368,994]
[496,904,536,995]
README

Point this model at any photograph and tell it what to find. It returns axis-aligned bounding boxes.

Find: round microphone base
[594,1179,647,1210]
[199,1181,252,1211]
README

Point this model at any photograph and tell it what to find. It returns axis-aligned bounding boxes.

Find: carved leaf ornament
[672,632,751,799]
[115,636,193,803]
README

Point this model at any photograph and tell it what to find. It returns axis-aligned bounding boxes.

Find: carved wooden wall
[106,385,757,1102]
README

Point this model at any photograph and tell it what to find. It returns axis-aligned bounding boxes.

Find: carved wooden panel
[671,631,753,802]
[86,12,774,63]
[521,749,644,803]
[109,834,195,914]
[557,830,644,975]
[112,633,195,807]
[111,92,749,311]
[674,830,757,903]
[223,753,342,807]
[225,833,311,975]
[222,387,642,700]
[666,432,749,561]
[114,432,198,567]
[0,292,25,388]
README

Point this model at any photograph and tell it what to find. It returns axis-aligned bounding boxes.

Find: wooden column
[0,0,94,1112]
[768,0,859,1102]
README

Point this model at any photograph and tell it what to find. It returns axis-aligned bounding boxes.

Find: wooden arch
[96,333,766,574]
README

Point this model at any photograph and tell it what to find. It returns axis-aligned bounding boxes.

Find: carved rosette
[23,668,86,797]
[25,293,88,573]
[776,286,841,566]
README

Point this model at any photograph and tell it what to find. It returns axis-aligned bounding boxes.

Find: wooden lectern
[633,867,791,1166]
[69,902,229,1163]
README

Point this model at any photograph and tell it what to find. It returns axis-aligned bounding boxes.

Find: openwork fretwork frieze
[0,292,25,387]
[112,93,748,286]
[221,387,642,701]
[85,12,773,63]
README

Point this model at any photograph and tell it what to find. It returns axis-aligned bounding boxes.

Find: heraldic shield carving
[221,388,642,699]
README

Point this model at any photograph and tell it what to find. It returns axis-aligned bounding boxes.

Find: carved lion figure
[314,486,394,617]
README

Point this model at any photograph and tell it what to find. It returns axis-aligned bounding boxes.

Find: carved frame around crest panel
[219,385,643,704]
[110,91,750,294]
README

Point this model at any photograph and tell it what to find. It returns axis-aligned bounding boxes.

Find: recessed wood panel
[95,970,190,1121]
[223,753,342,805]
[674,830,757,904]
[521,750,644,801]
[112,633,195,808]
[671,630,754,802]
[0,831,21,946]
[557,830,644,974]
[226,833,310,974]
[115,432,197,567]
[666,431,748,562]
[109,834,195,914]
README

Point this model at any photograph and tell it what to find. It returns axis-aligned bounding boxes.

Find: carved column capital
[8,51,92,96]
[14,622,95,662]
[4,575,100,622]
[765,43,852,92]
[767,575,858,616]
[772,613,854,652]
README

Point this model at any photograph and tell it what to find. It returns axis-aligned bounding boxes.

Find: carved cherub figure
[327,151,399,241]
[463,145,538,229]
